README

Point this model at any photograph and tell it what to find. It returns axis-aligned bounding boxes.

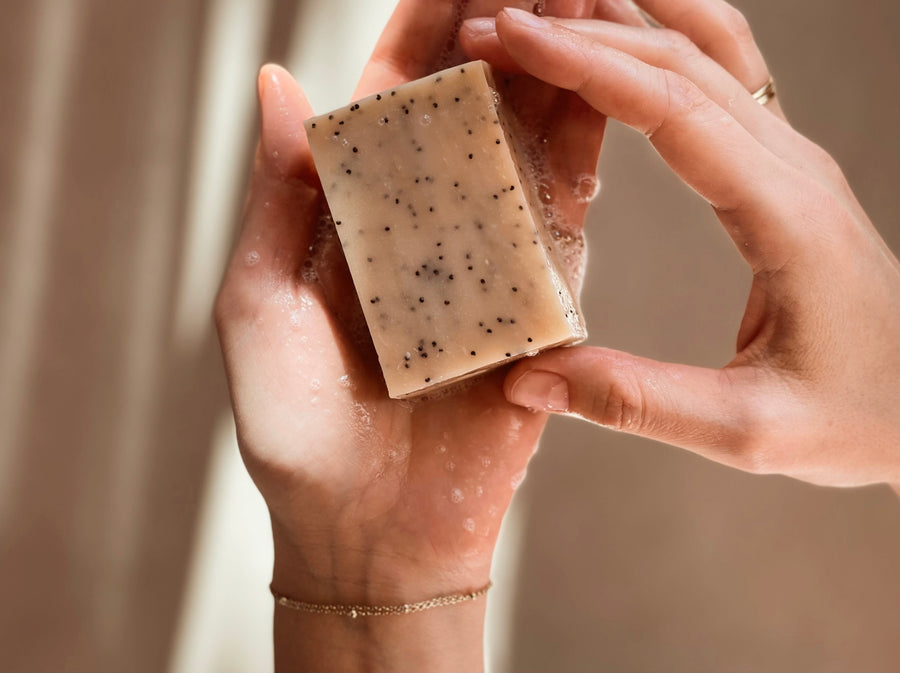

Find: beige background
[0,1,898,671]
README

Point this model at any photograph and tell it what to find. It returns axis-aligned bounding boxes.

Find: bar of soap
[304,60,586,398]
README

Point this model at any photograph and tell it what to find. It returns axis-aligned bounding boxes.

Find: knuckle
[727,393,782,474]
[808,142,850,190]
[573,66,597,101]
[661,70,716,121]
[718,5,755,47]
[585,375,646,433]
[728,433,771,474]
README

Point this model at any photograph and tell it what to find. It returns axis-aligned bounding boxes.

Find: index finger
[496,8,811,272]
[354,0,458,97]
[356,0,543,98]
[356,1,605,98]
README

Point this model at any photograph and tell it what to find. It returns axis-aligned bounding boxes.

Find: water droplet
[434,443,447,455]
[463,517,476,532]
[338,374,351,388]
[245,250,260,266]
[309,379,321,392]
[445,460,456,472]
[420,114,432,126]
[450,488,464,503]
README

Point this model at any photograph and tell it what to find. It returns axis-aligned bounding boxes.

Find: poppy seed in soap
[303,60,587,399]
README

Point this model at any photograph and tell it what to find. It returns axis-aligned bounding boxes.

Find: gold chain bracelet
[270,580,492,618]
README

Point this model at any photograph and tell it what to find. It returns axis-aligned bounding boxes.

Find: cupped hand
[214,0,623,605]
[463,1,900,488]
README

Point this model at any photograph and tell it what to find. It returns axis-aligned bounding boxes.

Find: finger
[536,19,765,118]
[257,64,317,184]
[460,0,606,72]
[514,0,611,230]
[354,0,458,98]
[232,65,321,279]
[593,0,647,26]
[464,16,787,147]
[634,0,771,95]
[468,16,864,225]
[539,90,607,237]
[542,0,597,18]
[634,0,787,119]
[462,7,607,295]
[496,8,807,271]
[460,18,523,72]
[541,18,862,224]
[222,66,366,348]
[354,0,538,98]
[361,0,604,98]
[505,19,790,164]
[503,346,763,470]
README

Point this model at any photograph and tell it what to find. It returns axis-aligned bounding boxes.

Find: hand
[462,1,900,488]
[214,1,620,662]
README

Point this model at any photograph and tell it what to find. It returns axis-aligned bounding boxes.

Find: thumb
[504,346,753,458]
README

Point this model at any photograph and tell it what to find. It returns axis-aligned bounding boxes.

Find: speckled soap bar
[304,60,585,399]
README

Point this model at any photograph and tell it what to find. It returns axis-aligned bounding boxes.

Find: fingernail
[508,371,569,412]
[461,17,496,36]
[501,6,550,30]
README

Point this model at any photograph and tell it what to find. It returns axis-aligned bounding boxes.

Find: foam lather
[305,60,586,399]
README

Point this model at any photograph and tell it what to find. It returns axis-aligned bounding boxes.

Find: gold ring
[751,78,776,105]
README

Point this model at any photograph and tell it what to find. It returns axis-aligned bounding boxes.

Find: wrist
[270,518,491,673]
[270,516,494,606]
[273,588,488,673]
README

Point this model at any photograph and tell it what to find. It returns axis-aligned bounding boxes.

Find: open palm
[215,0,619,602]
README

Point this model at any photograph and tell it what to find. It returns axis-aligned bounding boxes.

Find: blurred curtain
[0,0,302,669]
